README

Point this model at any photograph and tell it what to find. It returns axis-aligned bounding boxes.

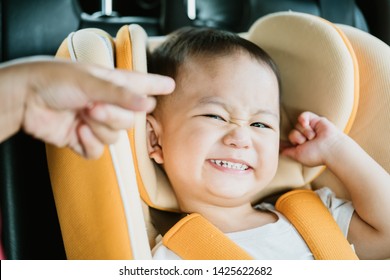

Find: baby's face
[149,53,280,212]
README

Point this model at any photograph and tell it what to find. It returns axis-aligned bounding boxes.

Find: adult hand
[0,57,175,159]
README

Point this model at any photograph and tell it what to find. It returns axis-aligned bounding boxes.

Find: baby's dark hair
[148,27,281,94]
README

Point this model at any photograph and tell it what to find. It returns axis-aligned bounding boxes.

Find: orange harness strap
[163,213,253,260]
[276,189,358,260]
[163,189,358,260]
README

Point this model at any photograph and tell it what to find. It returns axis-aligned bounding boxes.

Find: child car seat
[46,11,390,259]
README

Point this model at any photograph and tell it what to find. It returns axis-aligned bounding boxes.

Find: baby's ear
[146,114,164,164]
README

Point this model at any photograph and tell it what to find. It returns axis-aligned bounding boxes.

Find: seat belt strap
[163,213,253,260]
[275,189,359,260]
[164,189,358,260]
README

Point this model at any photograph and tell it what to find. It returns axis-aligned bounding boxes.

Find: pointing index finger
[83,68,175,111]
[93,68,175,96]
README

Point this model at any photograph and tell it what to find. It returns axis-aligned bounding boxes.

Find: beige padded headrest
[313,24,390,199]
[136,11,359,211]
[247,12,359,201]
[68,28,115,67]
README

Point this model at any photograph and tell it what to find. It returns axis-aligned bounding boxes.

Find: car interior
[0,0,389,260]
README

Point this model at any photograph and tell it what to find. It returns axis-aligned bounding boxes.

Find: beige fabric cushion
[313,24,390,198]
[247,12,359,202]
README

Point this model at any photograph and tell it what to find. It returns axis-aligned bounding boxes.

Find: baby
[146,27,390,259]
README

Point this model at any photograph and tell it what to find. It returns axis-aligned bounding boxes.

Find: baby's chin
[205,180,267,203]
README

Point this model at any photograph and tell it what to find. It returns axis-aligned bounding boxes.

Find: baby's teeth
[211,159,248,170]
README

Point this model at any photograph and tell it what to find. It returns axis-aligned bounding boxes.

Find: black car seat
[0,0,83,260]
[0,0,161,60]
[356,0,390,45]
[0,0,161,260]
[79,0,161,36]
[159,0,390,47]
[160,0,368,34]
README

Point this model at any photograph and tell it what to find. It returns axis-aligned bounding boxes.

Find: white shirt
[152,187,354,260]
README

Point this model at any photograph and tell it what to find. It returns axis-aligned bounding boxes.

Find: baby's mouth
[209,159,250,171]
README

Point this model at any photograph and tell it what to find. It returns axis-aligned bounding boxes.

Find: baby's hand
[281,111,342,167]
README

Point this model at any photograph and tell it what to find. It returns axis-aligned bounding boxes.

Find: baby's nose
[223,123,252,149]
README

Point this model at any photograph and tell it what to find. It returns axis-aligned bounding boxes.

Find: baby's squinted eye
[202,114,272,130]
[251,122,270,129]
[203,114,227,122]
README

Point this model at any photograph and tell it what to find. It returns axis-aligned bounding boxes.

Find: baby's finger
[288,129,307,145]
[87,103,136,130]
[295,122,315,141]
[297,112,311,127]
[298,112,321,139]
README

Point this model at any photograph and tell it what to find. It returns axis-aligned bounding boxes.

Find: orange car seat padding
[112,25,153,260]
[163,213,254,260]
[108,132,152,260]
[276,190,358,260]
[48,30,133,260]
[164,190,358,260]
[323,21,360,135]
[116,24,162,249]
[48,28,152,260]
[115,25,133,70]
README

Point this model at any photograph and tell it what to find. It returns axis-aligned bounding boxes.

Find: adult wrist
[0,62,29,142]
